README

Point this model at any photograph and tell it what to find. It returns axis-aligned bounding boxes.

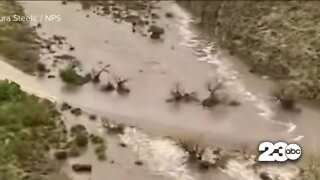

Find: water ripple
[120,127,194,180]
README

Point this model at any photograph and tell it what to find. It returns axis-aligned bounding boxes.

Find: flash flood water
[0,1,319,180]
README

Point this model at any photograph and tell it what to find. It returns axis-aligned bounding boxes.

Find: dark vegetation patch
[65,124,89,158]
[54,150,68,161]
[60,102,72,111]
[94,143,107,161]
[177,139,229,170]
[148,25,165,39]
[59,66,91,85]
[166,83,199,103]
[0,79,67,179]
[68,125,107,161]
[299,160,320,180]
[90,134,107,161]
[272,87,299,111]
[165,12,174,18]
[90,134,105,145]
[70,0,165,40]
[0,1,40,74]
[70,107,82,116]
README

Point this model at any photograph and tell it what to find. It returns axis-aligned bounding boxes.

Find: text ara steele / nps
[0,14,61,22]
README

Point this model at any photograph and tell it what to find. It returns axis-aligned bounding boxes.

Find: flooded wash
[0,1,319,180]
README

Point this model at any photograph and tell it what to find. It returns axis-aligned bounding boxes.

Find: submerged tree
[148,25,165,39]
[91,64,110,83]
[177,139,205,162]
[201,80,223,108]
[167,83,184,102]
[272,87,299,111]
[166,83,199,103]
[101,81,116,92]
[114,77,130,94]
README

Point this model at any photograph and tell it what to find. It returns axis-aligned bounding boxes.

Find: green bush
[90,134,105,144]
[0,165,22,180]
[74,133,89,147]
[94,144,107,161]
[54,150,68,160]
[59,66,89,85]
[0,79,66,179]
[0,80,22,102]
[70,124,89,151]
[97,153,107,161]
[70,124,87,136]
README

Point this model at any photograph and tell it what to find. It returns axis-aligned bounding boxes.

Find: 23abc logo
[258,142,302,162]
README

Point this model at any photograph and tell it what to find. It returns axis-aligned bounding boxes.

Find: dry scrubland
[0,1,40,74]
[178,1,320,101]
[0,80,67,180]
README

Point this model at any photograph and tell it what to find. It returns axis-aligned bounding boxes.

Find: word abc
[258,142,302,162]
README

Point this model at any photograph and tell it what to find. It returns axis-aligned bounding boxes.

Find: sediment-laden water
[0,1,319,180]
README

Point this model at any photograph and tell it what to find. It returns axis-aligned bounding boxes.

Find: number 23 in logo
[258,141,302,162]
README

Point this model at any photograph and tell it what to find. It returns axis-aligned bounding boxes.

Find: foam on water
[118,124,301,180]
[223,158,300,180]
[120,127,195,180]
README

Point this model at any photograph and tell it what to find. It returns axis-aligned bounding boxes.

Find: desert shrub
[70,107,82,116]
[0,165,22,180]
[60,102,72,111]
[90,134,107,161]
[59,66,89,85]
[94,144,107,161]
[177,139,205,162]
[0,79,66,179]
[70,124,87,136]
[90,134,104,144]
[165,12,174,18]
[70,124,89,148]
[0,80,22,102]
[97,153,107,161]
[148,25,165,39]
[54,150,68,160]
[74,133,89,147]
[36,62,47,72]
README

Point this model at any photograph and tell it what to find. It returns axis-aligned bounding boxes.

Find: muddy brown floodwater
[0,1,319,180]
